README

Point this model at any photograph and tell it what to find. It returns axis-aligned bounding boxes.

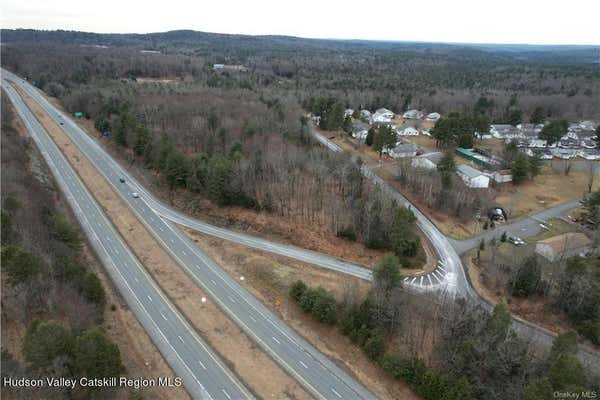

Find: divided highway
[2,80,253,400]
[4,70,378,400]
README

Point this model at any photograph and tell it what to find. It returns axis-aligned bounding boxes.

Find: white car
[508,236,525,246]
[131,192,140,199]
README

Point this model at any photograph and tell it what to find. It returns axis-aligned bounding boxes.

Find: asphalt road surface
[3,70,378,400]
[2,80,253,400]
[451,199,583,254]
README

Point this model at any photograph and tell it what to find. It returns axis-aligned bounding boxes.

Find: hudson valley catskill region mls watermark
[2,376,183,390]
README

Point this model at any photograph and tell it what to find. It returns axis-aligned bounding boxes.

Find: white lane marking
[438,264,447,272]
[299,360,308,369]
[160,313,167,321]
[222,389,232,400]
[432,273,441,284]
[198,360,207,370]
[228,296,236,304]
[331,388,342,398]
[272,336,280,345]
[419,276,424,286]
[249,316,257,323]
[427,275,433,286]
[147,295,152,302]
[182,250,186,256]
[134,277,139,283]
[178,335,184,343]
[410,277,416,284]
[210,279,217,285]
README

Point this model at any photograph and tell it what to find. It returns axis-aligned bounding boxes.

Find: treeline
[1,102,123,398]
[289,254,598,399]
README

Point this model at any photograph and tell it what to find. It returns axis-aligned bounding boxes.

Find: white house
[528,139,547,148]
[490,124,521,139]
[397,126,419,136]
[388,143,419,158]
[373,108,394,124]
[351,122,370,140]
[344,109,354,118]
[580,149,600,160]
[426,112,441,121]
[457,165,490,188]
[403,109,424,120]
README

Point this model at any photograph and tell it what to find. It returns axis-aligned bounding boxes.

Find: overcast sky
[2,0,600,45]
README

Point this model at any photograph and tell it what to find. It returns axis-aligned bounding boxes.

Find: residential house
[528,139,547,148]
[581,138,598,149]
[580,149,600,160]
[457,165,490,188]
[411,152,442,170]
[551,148,577,159]
[360,109,373,123]
[484,170,513,183]
[535,233,591,262]
[388,143,419,158]
[344,109,354,118]
[402,109,424,120]
[490,124,521,139]
[559,137,579,149]
[426,112,441,121]
[397,126,419,136]
[373,108,394,124]
[351,122,370,140]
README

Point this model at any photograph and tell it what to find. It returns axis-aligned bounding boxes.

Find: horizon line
[3,27,600,47]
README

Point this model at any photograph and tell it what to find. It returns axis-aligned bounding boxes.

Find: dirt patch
[17,85,311,400]
[184,228,420,400]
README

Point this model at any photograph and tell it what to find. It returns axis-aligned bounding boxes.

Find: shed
[535,233,591,262]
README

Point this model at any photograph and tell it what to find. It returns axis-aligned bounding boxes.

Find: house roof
[457,164,484,179]
[421,152,442,164]
[537,233,591,254]
[392,143,418,153]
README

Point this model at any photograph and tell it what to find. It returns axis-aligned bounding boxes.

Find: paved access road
[451,199,582,254]
[2,80,252,400]
[4,70,378,400]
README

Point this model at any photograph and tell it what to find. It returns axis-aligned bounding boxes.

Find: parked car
[131,192,140,198]
[508,236,525,246]
[119,177,126,183]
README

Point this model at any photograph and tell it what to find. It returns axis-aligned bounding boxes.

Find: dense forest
[2,29,600,120]
[1,39,422,259]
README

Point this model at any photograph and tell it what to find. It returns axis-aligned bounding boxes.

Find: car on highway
[508,236,525,246]
[119,177,126,183]
[131,192,140,198]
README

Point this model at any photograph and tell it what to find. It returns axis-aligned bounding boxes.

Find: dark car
[119,178,126,183]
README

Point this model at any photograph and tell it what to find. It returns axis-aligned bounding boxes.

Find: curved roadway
[3,70,377,400]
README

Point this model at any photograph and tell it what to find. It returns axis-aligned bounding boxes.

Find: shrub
[363,330,385,361]
[289,280,308,302]
[311,287,337,323]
